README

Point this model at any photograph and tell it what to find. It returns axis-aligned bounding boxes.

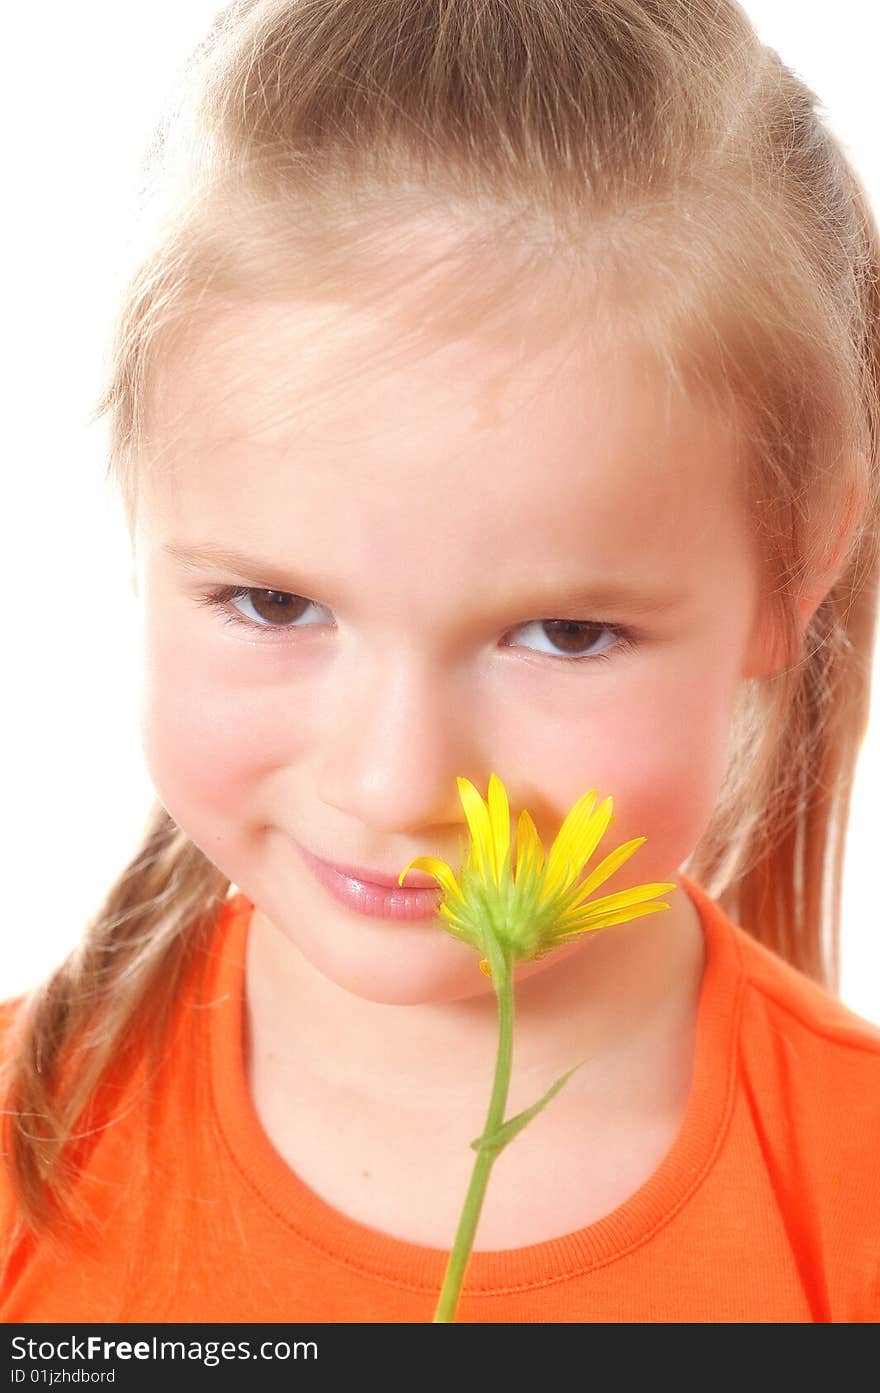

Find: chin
[304,932,565,1007]
[296,932,493,1007]
[324,958,490,1007]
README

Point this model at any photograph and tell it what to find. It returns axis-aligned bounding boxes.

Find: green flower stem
[433,942,514,1323]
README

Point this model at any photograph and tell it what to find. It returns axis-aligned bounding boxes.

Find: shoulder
[732,920,880,1065]
[686,875,880,1085]
[730,919,880,1131]
[724,920,880,1318]
[696,899,880,1183]
[736,927,880,1158]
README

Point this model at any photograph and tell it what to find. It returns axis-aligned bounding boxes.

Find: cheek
[139,611,309,821]
[518,671,737,878]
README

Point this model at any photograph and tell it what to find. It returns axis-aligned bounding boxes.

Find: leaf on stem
[469,1059,589,1154]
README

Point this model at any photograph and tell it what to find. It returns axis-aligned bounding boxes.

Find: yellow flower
[398,772,676,976]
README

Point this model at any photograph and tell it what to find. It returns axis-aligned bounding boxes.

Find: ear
[795,470,868,625]
[741,470,868,679]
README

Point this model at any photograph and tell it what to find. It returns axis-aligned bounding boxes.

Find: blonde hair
[3,0,879,1251]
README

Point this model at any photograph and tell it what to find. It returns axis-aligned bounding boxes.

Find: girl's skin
[131,278,814,1248]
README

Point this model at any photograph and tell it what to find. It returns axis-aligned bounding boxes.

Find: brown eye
[509,618,624,662]
[539,620,605,656]
[245,590,311,626]
[199,585,327,633]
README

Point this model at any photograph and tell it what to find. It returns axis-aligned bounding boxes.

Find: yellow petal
[576,836,648,899]
[542,788,597,890]
[514,808,545,887]
[552,837,648,916]
[572,796,616,877]
[559,881,678,931]
[486,773,511,883]
[552,899,671,942]
[546,791,612,892]
[456,777,493,885]
[397,855,460,899]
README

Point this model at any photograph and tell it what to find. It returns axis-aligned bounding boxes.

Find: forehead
[143,297,751,585]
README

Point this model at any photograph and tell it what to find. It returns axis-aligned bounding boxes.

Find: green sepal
[469,1058,589,1154]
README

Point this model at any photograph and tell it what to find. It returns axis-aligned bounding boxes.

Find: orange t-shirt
[1,873,879,1323]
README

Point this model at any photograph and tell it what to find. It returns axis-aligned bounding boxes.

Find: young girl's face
[134,289,767,1005]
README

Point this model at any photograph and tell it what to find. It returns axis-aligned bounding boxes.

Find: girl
[2,0,879,1323]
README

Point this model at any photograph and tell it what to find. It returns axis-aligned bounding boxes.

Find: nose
[316,647,481,835]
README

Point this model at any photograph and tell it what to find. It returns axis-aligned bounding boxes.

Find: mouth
[305,853,439,888]
[294,842,443,921]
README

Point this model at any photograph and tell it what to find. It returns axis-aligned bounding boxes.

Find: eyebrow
[163,541,683,615]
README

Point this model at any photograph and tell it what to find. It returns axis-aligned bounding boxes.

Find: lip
[295,843,443,920]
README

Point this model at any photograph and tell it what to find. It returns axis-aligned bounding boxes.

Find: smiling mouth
[294,841,443,921]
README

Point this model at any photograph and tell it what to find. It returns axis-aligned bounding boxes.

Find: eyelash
[195,584,639,666]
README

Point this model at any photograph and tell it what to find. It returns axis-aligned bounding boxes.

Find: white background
[3,3,878,1021]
